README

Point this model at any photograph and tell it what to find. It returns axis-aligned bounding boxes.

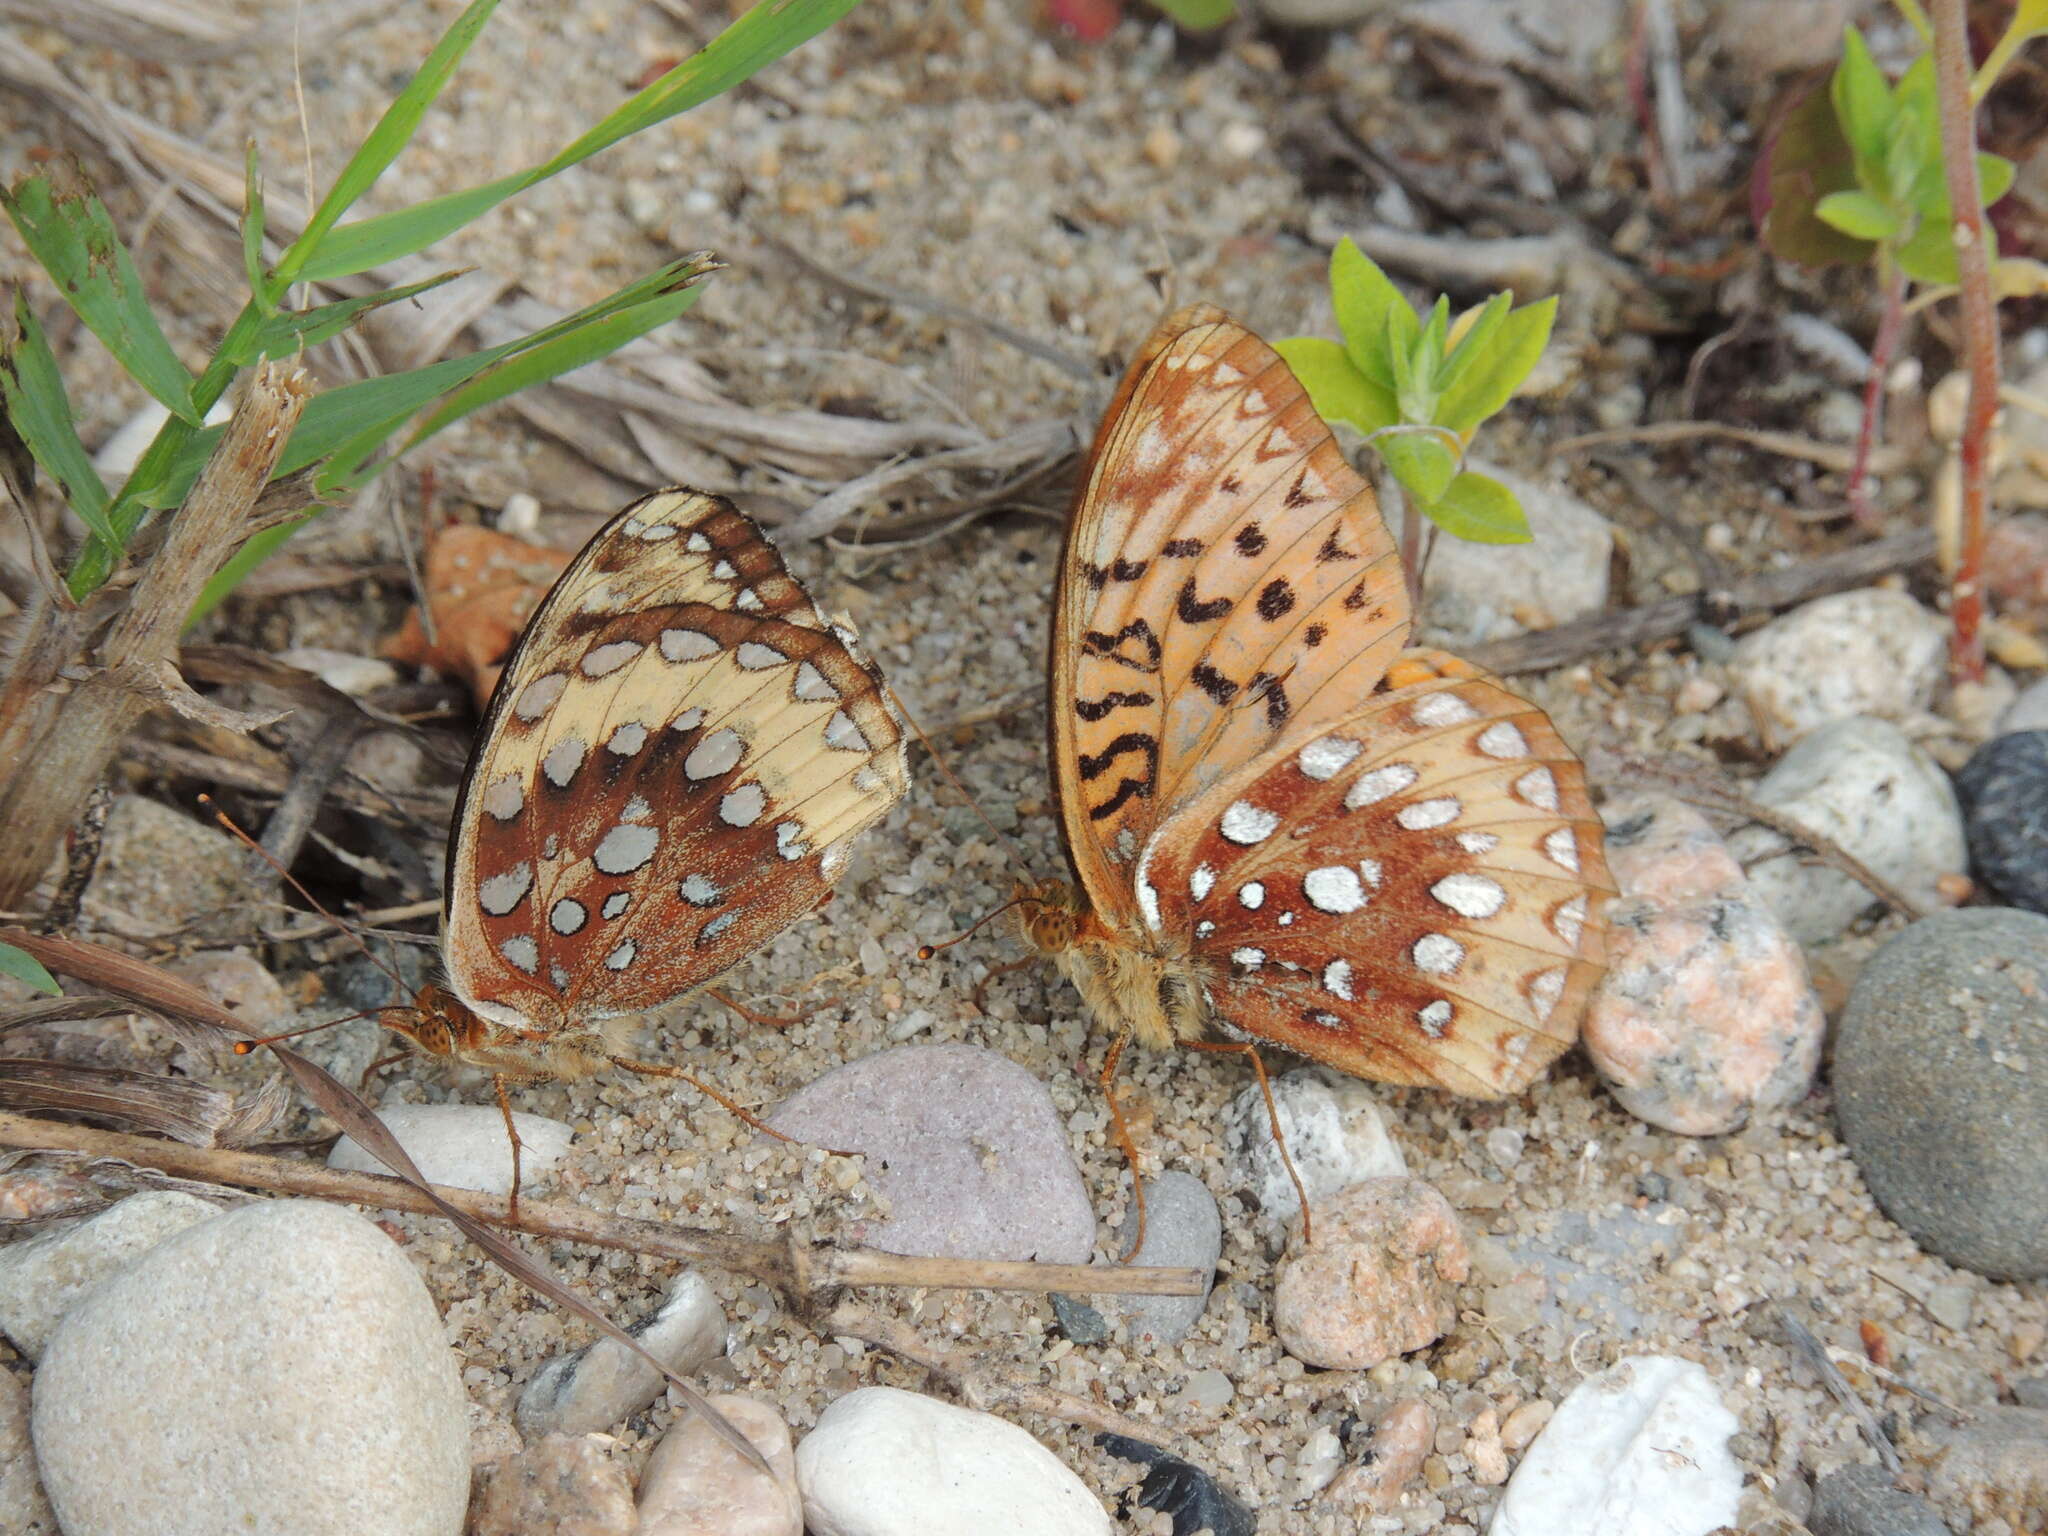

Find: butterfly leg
[969,955,1036,1014]
[1183,1040,1315,1245]
[1097,1031,1151,1262]
[707,988,828,1030]
[606,1055,855,1156]
[492,1074,526,1221]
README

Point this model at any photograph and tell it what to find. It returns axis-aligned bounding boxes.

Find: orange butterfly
[1021,305,1611,1131]
[382,489,908,1163]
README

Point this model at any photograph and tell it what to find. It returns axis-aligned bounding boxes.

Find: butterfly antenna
[885,687,1032,871]
[197,793,414,997]
[230,1009,381,1056]
[915,894,1040,961]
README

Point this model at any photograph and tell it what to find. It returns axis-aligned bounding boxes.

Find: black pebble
[1049,1292,1110,1346]
[1955,730,2048,913]
[1097,1434,1257,1536]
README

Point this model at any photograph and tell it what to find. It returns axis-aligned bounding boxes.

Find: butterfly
[380,488,908,1171]
[1020,305,1611,1130]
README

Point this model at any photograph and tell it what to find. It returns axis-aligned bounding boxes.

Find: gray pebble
[1834,909,2048,1280]
[1727,716,1965,944]
[769,1045,1094,1263]
[31,1199,469,1536]
[1097,1172,1221,1348]
[1729,590,1946,750]
[1807,1464,1951,1536]
[517,1271,726,1439]
[328,1103,574,1196]
[0,1190,218,1359]
[1223,1067,1405,1228]
[2014,1377,2048,1409]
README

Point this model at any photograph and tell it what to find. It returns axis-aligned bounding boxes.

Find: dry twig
[1466,530,1937,675]
[0,1113,1205,1302]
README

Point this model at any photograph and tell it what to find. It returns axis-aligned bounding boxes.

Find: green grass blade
[400,278,706,459]
[296,0,862,282]
[229,270,471,367]
[274,0,502,285]
[0,174,196,422]
[242,144,270,309]
[1,290,115,543]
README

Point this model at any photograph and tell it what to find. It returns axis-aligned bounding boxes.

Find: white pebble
[517,1271,726,1439]
[1487,1356,1739,1536]
[328,1103,574,1196]
[796,1387,1111,1536]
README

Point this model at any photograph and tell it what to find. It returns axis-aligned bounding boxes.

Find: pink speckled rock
[1273,1178,1468,1370]
[1585,795,1825,1135]
[1321,1399,1435,1515]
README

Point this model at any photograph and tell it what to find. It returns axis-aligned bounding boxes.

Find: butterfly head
[378,983,479,1061]
[1014,877,1087,956]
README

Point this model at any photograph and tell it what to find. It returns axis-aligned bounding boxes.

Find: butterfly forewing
[1131,672,1610,1095]
[442,489,906,1033]
[1051,305,1409,932]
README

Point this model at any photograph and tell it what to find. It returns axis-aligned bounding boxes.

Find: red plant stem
[1930,0,1998,683]
[1847,264,1907,526]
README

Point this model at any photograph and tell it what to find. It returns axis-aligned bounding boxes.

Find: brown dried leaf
[382,524,573,710]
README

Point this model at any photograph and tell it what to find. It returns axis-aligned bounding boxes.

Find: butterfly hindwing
[1050,305,1408,931]
[442,489,907,1032]
[1130,671,1610,1095]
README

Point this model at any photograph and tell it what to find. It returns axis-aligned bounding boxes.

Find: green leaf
[1978,152,2016,208]
[274,0,503,286]
[227,270,470,368]
[1377,429,1458,508]
[1438,296,1555,435]
[295,0,862,283]
[1149,0,1234,26]
[1328,237,1407,390]
[1832,26,1896,177]
[1815,189,1902,241]
[1895,211,1977,287]
[0,940,60,996]
[1273,336,1398,432]
[1436,292,1511,397]
[1420,469,1532,544]
[1758,79,1874,267]
[399,277,707,469]
[0,173,197,422]
[0,290,115,543]
[242,144,270,310]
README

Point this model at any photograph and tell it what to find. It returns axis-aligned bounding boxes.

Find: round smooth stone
[328,1103,573,1196]
[1834,909,2048,1280]
[1096,1172,1220,1348]
[32,1199,470,1536]
[795,1386,1110,1536]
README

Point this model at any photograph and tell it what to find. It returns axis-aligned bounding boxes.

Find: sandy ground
[5,1,2046,1530]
